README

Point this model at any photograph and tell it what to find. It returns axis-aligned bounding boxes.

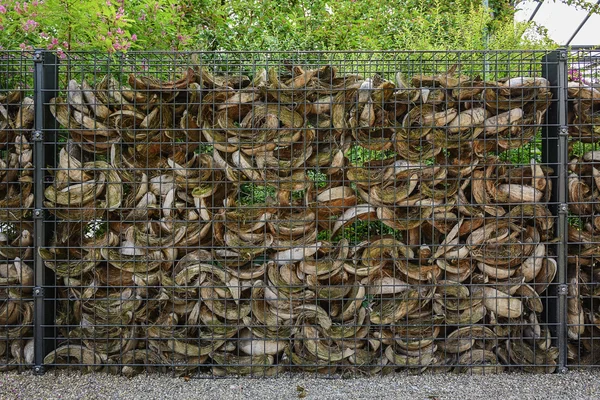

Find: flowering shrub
[0,0,192,52]
[0,0,567,53]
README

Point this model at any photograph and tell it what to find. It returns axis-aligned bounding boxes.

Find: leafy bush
[0,0,563,52]
[0,0,192,53]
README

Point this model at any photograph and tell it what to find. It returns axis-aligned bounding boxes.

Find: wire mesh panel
[566,47,600,367]
[0,51,36,371]
[36,50,560,376]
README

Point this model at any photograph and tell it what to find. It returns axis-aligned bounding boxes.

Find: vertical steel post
[32,50,58,374]
[541,48,569,373]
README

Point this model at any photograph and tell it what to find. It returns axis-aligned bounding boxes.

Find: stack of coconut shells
[0,90,35,370]
[38,62,559,376]
[566,81,600,365]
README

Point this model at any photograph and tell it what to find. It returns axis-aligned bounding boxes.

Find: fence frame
[32,50,58,374]
[541,48,569,372]
[3,47,584,374]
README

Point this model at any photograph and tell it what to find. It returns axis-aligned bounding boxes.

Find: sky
[514,0,600,45]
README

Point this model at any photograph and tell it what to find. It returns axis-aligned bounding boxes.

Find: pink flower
[57,49,66,59]
[116,28,123,35]
[22,19,39,32]
[131,34,137,41]
[51,38,58,45]
[0,5,6,14]
[40,32,49,39]
[19,43,26,49]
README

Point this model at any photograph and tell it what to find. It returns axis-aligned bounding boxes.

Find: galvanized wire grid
[0,51,36,371]
[4,50,564,376]
[566,48,600,368]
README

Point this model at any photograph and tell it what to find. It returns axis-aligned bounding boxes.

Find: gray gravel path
[1,370,599,400]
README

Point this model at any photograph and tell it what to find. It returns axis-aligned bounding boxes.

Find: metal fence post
[32,50,58,374]
[541,48,569,373]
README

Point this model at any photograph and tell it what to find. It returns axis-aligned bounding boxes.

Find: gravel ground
[1,370,600,400]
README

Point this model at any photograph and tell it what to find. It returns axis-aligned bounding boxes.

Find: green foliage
[498,131,542,165]
[84,219,108,238]
[346,146,396,166]
[239,183,276,205]
[292,189,306,201]
[0,0,188,52]
[237,171,327,206]
[57,132,69,143]
[0,222,18,239]
[0,0,564,52]
[195,144,214,155]
[316,229,332,241]
[570,141,600,158]
[568,213,584,229]
[558,0,600,14]
[307,170,328,189]
[333,219,403,245]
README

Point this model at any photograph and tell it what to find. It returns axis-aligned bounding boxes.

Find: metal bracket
[33,287,44,298]
[33,365,45,375]
[32,130,43,141]
[33,209,43,219]
[558,284,568,296]
[559,50,568,61]
[558,203,568,214]
[559,126,568,136]
[33,51,43,63]
[559,366,569,374]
